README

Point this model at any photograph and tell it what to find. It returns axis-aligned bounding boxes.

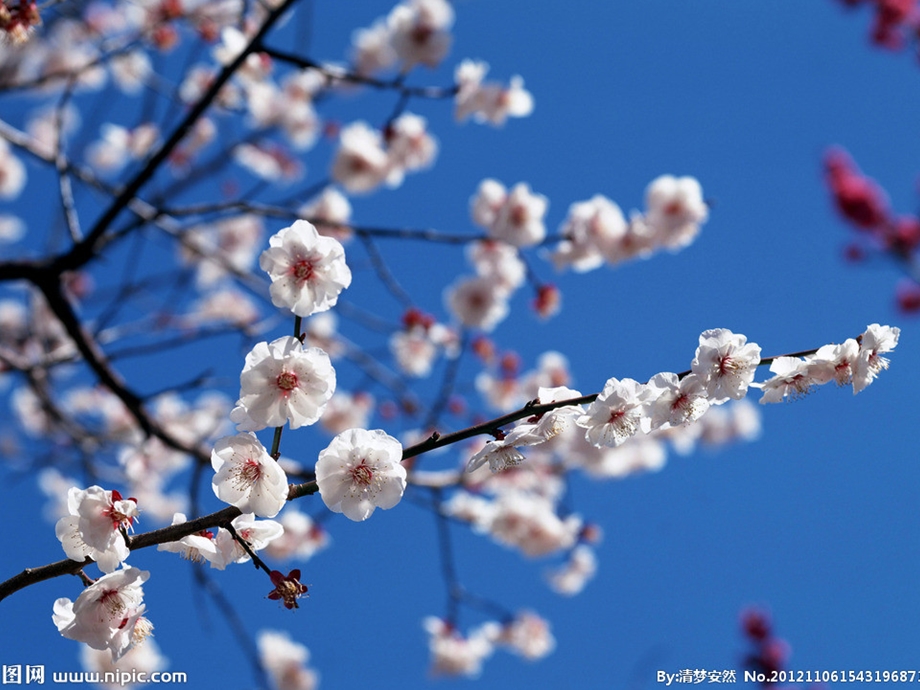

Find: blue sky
[2,1,920,689]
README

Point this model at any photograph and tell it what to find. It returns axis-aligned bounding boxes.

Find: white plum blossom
[497,611,556,660]
[387,0,454,71]
[644,174,708,249]
[423,617,499,678]
[215,513,285,564]
[454,60,534,126]
[853,323,900,394]
[646,371,710,429]
[0,137,26,199]
[352,19,397,75]
[467,240,526,291]
[576,377,653,447]
[258,630,319,690]
[466,440,526,474]
[259,219,352,317]
[211,433,288,518]
[180,214,264,287]
[805,338,860,387]
[315,428,406,521]
[488,492,581,558]
[262,507,330,561]
[319,391,374,435]
[231,336,336,431]
[690,328,762,404]
[551,194,628,272]
[467,386,584,473]
[546,544,597,596]
[55,486,139,573]
[81,636,167,688]
[470,179,548,247]
[757,357,815,404]
[299,187,353,243]
[157,513,228,569]
[331,121,391,194]
[444,275,510,332]
[385,111,438,185]
[53,567,152,661]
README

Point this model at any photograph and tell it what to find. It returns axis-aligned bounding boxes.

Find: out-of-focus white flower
[471,179,548,247]
[211,433,288,518]
[454,60,533,126]
[644,174,708,249]
[319,391,374,435]
[262,507,330,561]
[388,0,454,71]
[576,377,653,447]
[488,492,581,557]
[467,240,526,291]
[691,328,762,404]
[423,617,498,678]
[444,275,510,332]
[314,428,406,521]
[550,195,627,272]
[81,636,167,690]
[259,220,352,317]
[546,544,596,595]
[53,567,152,661]
[299,187,353,243]
[189,287,260,328]
[55,486,139,573]
[331,121,390,194]
[853,323,899,394]
[258,630,319,690]
[109,50,151,94]
[385,112,438,187]
[230,336,336,432]
[233,142,301,182]
[0,137,27,199]
[497,611,556,660]
[352,19,397,75]
[180,214,264,287]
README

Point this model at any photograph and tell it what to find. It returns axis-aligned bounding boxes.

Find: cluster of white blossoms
[445,190,544,332]
[331,114,438,195]
[422,611,555,678]
[550,175,709,272]
[351,0,454,74]
[433,324,898,603]
[454,60,534,126]
[53,567,152,662]
[211,219,408,525]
